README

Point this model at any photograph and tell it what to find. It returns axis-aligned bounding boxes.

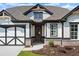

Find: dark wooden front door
[35,24,42,43]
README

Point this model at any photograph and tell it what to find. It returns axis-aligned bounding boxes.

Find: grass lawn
[18,51,43,56]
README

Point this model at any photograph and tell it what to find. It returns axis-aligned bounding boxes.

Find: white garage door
[0,25,26,46]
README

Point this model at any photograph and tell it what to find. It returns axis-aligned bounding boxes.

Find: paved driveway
[0,46,24,56]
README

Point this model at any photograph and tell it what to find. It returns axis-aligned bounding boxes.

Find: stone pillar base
[25,39,32,47]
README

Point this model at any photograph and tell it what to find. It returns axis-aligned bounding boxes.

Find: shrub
[48,40,55,47]
[64,46,73,50]
[59,49,66,53]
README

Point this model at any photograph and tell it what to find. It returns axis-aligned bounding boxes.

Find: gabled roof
[62,5,79,21]
[24,4,53,15]
[0,10,17,20]
[6,6,33,20]
[44,6,70,20]
[5,4,70,21]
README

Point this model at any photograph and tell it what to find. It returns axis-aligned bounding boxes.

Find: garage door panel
[0,27,5,45]
[0,25,25,46]
[0,28,5,36]
[7,27,15,36]
[7,38,15,44]
[16,38,24,45]
[0,38,5,44]
[16,27,24,36]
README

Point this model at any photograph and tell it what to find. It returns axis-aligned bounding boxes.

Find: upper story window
[34,12,43,20]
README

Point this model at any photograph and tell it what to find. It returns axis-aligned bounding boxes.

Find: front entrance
[34,24,43,43]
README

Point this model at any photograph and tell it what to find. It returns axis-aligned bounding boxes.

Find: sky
[0,3,79,10]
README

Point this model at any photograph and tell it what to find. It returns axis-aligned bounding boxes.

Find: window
[34,12,43,20]
[70,24,78,39]
[50,23,58,37]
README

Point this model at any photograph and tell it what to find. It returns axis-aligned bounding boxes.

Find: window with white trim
[50,23,58,37]
[70,24,78,39]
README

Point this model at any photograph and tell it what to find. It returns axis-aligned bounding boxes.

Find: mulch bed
[32,45,79,56]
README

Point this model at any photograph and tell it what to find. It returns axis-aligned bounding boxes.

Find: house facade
[0,4,79,46]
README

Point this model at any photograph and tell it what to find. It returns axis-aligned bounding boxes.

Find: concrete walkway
[23,44,44,51]
[0,44,44,56]
[0,46,24,56]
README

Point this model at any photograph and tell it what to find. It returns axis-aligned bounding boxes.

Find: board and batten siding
[26,23,30,38]
[46,23,62,38]
[64,22,70,38]
[31,25,35,37]
[78,25,79,40]
[46,23,50,38]
[42,25,44,36]
[44,24,47,37]
[64,14,79,40]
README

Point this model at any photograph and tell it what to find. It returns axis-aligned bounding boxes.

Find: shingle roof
[44,6,70,20]
[6,5,70,21]
[61,5,79,21]
[6,6,32,20]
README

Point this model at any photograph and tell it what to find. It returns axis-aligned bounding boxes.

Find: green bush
[48,40,55,47]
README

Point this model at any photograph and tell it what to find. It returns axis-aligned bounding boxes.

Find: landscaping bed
[32,45,79,56]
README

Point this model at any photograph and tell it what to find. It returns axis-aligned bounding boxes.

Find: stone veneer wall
[44,39,79,46]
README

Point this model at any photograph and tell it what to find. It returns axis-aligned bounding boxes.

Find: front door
[35,24,42,43]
